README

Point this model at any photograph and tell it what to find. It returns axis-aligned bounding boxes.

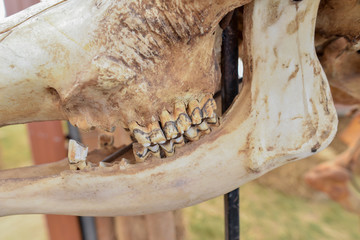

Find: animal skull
[0,0,338,216]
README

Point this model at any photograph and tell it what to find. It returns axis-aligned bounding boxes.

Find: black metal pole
[220,10,240,240]
[67,122,98,240]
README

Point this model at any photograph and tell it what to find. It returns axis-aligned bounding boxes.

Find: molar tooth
[200,95,217,118]
[160,110,179,140]
[174,135,185,146]
[149,122,166,144]
[133,143,150,163]
[129,122,151,146]
[207,113,219,125]
[187,99,203,125]
[68,139,88,170]
[160,140,175,157]
[148,144,159,153]
[174,102,192,134]
[184,126,199,141]
[197,121,210,131]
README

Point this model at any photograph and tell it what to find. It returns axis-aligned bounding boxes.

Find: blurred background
[0,1,359,240]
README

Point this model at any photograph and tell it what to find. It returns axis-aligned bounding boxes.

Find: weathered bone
[0,0,337,216]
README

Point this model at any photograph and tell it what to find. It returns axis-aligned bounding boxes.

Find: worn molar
[130,95,218,161]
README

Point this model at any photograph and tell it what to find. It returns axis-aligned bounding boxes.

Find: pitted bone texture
[129,94,218,162]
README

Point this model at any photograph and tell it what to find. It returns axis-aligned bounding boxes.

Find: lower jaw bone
[0,0,338,216]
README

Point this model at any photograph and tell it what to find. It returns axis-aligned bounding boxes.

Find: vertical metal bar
[67,122,98,240]
[221,9,240,240]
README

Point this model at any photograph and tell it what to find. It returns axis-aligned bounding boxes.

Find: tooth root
[198,121,210,131]
[133,143,150,163]
[151,150,161,158]
[184,127,199,141]
[129,122,151,147]
[160,110,179,140]
[200,95,217,119]
[68,139,88,170]
[160,140,175,157]
[187,99,203,125]
[174,101,187,117]
[149,122,166,144]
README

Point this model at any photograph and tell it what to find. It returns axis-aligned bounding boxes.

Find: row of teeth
[129,94,218,162]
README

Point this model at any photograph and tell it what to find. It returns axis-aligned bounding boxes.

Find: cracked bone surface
[0,0,338,216]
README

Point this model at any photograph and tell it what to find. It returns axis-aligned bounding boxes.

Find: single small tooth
[160,140,175,157]
[129,122,151,146]
[160,110,179,140]
[133,143,150,163]
[149,122,166,144]
[197,121,210,131]
[187,99,203,125]
[99,162,113,168]
[207,113,219,125]
[200,94,217,118]
[184,126,199,141]
[68,139,88,170]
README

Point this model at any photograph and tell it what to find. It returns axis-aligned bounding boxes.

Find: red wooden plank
[27,121,82,240]
[4,0,40,16]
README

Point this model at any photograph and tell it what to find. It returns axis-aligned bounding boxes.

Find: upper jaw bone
[0,0,338,217]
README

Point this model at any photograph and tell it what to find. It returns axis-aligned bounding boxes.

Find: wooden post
[27,121,82,240]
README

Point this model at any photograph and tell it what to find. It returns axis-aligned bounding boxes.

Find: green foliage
[0,124,32,169]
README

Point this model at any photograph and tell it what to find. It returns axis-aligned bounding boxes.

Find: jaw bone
[0,0,337,216]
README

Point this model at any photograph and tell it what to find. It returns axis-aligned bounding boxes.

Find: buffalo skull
[0,0,337,216]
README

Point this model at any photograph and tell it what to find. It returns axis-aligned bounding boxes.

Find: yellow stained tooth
[148,144,161,158]
[160,110,179,140]
[129,122,151,146]
[200,95,216,118]
[173,135,185,147]
[148,144,159,153]
[184,126,199,141]
[133,143,150,163]
[197,121,210,131]
[149,122,166,144]
[160,140,175,157]
[174,102,192,134]
[207,113,219,125]
[187,99,203,125]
